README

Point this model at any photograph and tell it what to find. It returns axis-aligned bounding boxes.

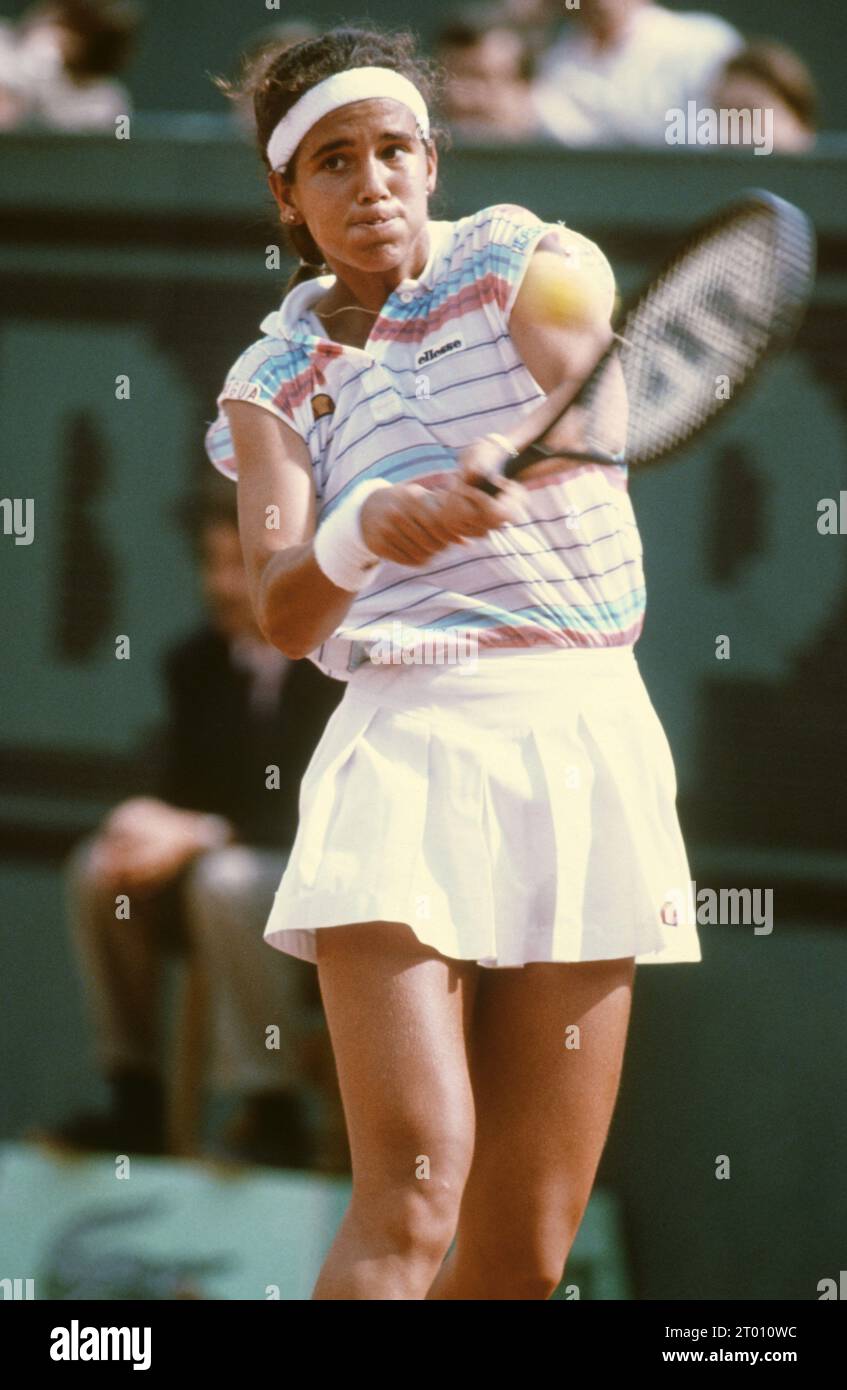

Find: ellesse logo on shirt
[415,335,465,369]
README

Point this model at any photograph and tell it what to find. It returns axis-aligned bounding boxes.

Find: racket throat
[504,440,627,477]
[479,440,626,494]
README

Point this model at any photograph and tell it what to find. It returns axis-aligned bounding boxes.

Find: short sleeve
[537,226,618,321]
[472,203,616,334]
[204,337,309,481]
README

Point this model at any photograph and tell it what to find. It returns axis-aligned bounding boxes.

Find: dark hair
[435,9,537,83]
[215,24,450,297]
[50,0,141,79]
[721,39,818,132]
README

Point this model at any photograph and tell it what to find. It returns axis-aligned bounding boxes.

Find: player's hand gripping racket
[473,189,816,496]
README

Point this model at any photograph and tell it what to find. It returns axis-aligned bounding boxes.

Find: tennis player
[206,26,701,1300]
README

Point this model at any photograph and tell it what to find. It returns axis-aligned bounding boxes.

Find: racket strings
[586,203,814,468]
[503,194,814,479]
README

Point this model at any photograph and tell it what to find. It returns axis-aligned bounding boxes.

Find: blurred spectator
[493,0,566,65]
[0,0,140,131]
[533,0,743,147]
[435,4,545,141]
[36,478,344,1169]
[223,17,319,137]
[709,39,818,153]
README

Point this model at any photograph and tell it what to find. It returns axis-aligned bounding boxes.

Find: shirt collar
[259,220,453,345]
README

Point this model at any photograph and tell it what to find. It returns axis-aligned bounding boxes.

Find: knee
[354,1140,470,1259]
[509,1272,564,1300]
[509,1253,567,1301]
[64,834,106,901]
[354,1175,464,1265]
[509,1196,588,1296]
[462,1204,580,1299]
[183,845,269,913]
[474,1239,568,1300]
[182,847,288,943]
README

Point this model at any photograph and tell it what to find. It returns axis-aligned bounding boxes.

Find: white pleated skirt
[264,646,701,969]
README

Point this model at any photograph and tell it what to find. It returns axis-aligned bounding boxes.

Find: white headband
[266,66,430,174]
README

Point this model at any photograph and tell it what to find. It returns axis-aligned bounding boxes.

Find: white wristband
[313,478,391,592]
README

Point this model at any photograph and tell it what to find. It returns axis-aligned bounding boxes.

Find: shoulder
[450,204,617,325]
[219,330,312,411]
[646,6,741,55]
[673,9,740,41]
[477,206,615,288]
[451,203,558,275]
[535,225,617,293]
[465,203,551,246]
[210,318,322,464]
[207,318,319,478]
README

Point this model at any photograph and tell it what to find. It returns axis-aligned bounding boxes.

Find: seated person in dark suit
[43,481,344,1166]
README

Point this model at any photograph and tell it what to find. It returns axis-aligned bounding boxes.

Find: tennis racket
[474,189,816,496]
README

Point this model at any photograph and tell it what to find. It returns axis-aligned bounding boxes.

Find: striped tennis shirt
[205,203,645,680]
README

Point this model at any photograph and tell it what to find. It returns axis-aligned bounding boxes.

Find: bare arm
[225,400,524,660]
[227,401,355,659]
[499,228,627,466]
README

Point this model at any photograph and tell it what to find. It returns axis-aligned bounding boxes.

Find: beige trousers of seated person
[64,835,316,1095]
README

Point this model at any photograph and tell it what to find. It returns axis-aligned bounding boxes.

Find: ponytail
[280,215,328,297]
[281,260,328,297]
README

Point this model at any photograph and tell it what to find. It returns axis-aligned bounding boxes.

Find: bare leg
[310,921,480,1300]
[426,956,636,1299]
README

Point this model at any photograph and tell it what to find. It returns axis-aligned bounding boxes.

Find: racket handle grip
[472,443,559,495]
[474,441,627,492]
